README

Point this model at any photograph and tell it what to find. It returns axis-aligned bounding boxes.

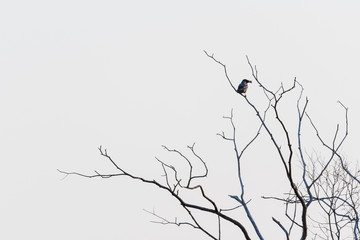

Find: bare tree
[306,156,360,240]
[59,52,359,239]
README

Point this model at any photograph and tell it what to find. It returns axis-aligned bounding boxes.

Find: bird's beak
[249,80,252,83]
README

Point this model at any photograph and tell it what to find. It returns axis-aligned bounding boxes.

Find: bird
[237,79,252,95]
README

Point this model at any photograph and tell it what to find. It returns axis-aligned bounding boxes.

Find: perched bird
[237,79,252,95]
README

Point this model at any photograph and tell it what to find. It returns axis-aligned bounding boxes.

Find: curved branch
[272,217,290,240]
[204,50,237,92]
[59,146,252,240]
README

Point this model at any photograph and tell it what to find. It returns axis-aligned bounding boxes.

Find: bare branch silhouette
[59,52,359,240]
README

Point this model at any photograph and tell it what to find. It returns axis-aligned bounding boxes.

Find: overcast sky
[1,0,360,239]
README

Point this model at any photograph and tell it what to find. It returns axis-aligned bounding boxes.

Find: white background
[1,0,360,239]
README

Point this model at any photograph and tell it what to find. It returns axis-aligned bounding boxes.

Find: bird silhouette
[237,79,252,95]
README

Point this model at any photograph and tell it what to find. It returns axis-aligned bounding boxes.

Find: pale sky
[1,1,360,239]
